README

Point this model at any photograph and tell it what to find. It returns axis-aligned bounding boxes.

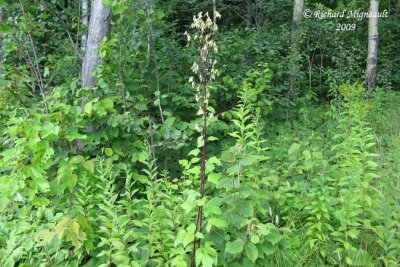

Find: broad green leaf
[207,217,228,232]
[134,102,147,111]
[347,229,360,239]
[195,250,214,267]
[100,98,113,109]
[302,150,311,160]
[188,148,200,157]
[204,201,222,216]
[245,243,258,262]
[261,241,277,255]
[104,148,113,156]
[208,156,222,166]
[266,231,282,245]
[208,173,222,185]
[288,143,301,155]
[225,238,244,255]
[251,235,260,244]
[82,160,95,174]
[221,150,235,162]
[217,178,236,189]
[84,101,93,115]
[183,232,194,247]
[237,202,253,217]
[240,155,257,166]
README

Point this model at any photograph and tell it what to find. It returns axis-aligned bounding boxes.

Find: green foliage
[1,0,399,266]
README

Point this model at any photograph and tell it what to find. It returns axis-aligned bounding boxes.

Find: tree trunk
[81,0,89,52]
[396,0,400,8]
[289,0,304,94]
[366,0,379,93]
[81,0,111,90]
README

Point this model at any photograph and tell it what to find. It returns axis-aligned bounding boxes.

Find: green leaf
[100,98,113,109]
[364,195,372,208]
[32,197,50,206]
[197,136,204,148]
[245,243,258,262]
[347,229,360,239]
[0,24,11,34]
[29,176,50,193]
[195,247,215,267]
[44,67,49,78]
[70,155,85,164]
[237,202,253,217]
[288,143,301,155]
[266,231,282,246]
[217,177,238,189]
[221,150,235,162]
[104,148,113,156]
[261,241,277,255]
[183,232,194,247]
[208,156,222,166]
[134,102,147,111]
[157,10,165,20]
[251,235,260,244]
[82,160,95,174]
[208,173,222,185]
[207,217,228,232]
[302,150,311,160]
[240,155,257,166]
[204,201,222,216]
[188,148,200,157]
[84,101,93,115]
[225,238,244,255]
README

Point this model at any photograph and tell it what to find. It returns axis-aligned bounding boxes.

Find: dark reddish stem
[191,42,209,267]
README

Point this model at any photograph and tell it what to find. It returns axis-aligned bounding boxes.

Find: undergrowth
[1,66,400,266]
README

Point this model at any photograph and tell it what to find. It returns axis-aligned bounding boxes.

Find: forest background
[0,0,399,266]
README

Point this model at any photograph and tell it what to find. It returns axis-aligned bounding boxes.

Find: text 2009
[336,23,356,31]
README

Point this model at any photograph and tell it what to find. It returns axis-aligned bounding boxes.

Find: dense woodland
[0,0,399,266]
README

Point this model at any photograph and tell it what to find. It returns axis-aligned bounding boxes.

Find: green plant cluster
[0,0,399,266]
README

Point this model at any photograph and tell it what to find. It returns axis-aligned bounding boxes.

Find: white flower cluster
[185,11,220,109]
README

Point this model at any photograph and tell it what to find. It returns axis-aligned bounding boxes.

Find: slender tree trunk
[81,0,89,52]
[81,0,112,91]
[78,0,111,148]
[289,0,304,94]
[396,0,400,8]
[366,0,379,92]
